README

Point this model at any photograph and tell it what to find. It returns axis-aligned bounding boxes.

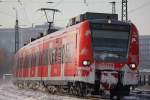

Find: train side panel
[77,21,95,84]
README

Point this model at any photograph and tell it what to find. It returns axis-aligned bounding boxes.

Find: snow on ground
[0,80,87,100]
[122,96,140,100]
[135,85,150,92]
[3,79,150,100]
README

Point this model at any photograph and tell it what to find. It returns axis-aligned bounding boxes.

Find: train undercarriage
[14,71,132,100]
[14,80,94,97]
[94,70,131,100]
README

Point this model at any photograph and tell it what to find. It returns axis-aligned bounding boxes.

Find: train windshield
[91,23,130,62]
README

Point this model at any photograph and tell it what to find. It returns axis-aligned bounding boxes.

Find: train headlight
[83,60,91,66]
[130,64,136,69]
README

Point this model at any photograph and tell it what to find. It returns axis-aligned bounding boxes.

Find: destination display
[91,23,130,31]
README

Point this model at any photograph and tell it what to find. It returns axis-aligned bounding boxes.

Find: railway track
[3,81,150,100]
[129,89,150,100]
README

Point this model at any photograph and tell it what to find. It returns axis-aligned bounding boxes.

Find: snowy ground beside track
[2,79,150,100]
[0,80,89,100]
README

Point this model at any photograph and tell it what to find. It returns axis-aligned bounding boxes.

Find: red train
[14,12,139,99]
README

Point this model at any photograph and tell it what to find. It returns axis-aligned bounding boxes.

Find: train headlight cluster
[130,64,136,70]
[83,60,91,66]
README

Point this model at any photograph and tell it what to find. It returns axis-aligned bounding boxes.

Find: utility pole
[13,8,19,53]
[109,1,116,14]
[84,0,88,6]
[40,8,61,34]
[122,0,128,22]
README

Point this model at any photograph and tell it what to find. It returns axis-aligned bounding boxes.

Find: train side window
[46,49,48,65]
[17,57,20,69]
[22,57,24,68]
[28,55,30,68]
[35,52,39,67]
[32,53,35,67]
[42,51,44,65]
[64,43,72,63]
[39,51,43,66]
[14,57,17,69]
[24,55,26,68]
[20,57,22,68]
[28,54,31,68]
[27,55,30,68]
[76,32,78,48]
[33,53,36,66]
[31,54,33,67]
[48,48,52,64]
[22,56,24,68]
[26,56,28,68]
[56,47,61,64]
[64,44,68,63]
[32,54,34,67]
[25,56,27,68]
[61,45,65,63]
[19,57,21,69]
[18,57,20,69]
[42,50,45,65]
[43,49,48,65]
[52,48,56,64]
[20,57,22,69]
[38,51,41,66]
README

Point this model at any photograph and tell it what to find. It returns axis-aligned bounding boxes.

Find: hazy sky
[0,0,150,35]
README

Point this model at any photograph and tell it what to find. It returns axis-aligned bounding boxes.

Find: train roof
[89,19,130,25]
[16,12,131,56]
[67,12,118,26]
[17,20,84,55]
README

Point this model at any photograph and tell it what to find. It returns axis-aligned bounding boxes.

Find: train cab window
[91,23,130,62]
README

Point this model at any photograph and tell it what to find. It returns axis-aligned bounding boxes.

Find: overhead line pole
[109,1,116,14]
[122,0,128,22]
[13,8,19,53]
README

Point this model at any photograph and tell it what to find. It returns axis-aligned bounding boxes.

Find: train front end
[89,18,139,97]
[66,12,139,98]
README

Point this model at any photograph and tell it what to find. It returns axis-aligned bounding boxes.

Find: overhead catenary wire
[1,0,150,28]
[129,1,150,13]
[17,0,22,6]
[51,0,64,8]
[0,10,15,17]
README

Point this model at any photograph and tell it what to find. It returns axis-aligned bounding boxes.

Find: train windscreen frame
[90,23,130,62]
